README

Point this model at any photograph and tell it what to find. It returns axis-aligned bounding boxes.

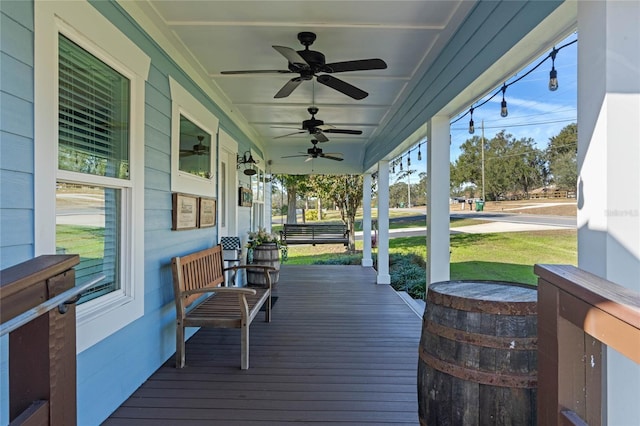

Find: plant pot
[247,243,280,287]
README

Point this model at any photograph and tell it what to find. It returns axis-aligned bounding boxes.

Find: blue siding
[0,3,34,421]
[0,0,264,424]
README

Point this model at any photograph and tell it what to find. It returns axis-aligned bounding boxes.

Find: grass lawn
[283,229,577,286]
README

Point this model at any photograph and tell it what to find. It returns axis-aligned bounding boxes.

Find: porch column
[426,117,451,287]
[577,2,640,424]
[376,161,391,284]
[265,176,272,234]
[361,173,373,267]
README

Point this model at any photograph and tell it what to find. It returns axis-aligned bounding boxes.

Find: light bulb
[407,156,411,167]
[500,100,508,117]
[548,68,558,91]
[500,85,508,117]
[468,119,475,134]
[418,150,422,161]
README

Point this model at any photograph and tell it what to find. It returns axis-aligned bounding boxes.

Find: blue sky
[391,33,577,183]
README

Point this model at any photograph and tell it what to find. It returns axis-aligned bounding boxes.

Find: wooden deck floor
[105,265,423,425]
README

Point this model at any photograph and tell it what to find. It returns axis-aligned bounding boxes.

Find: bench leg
[241,321,249,370]
[176,321,186,368]
[265,293,272,323]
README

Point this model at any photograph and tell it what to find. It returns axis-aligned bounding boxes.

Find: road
[354,212,575,240]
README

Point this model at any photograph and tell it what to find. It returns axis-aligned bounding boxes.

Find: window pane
[179,115,212,179]
[58,34,130,179]
[56,182,121,304]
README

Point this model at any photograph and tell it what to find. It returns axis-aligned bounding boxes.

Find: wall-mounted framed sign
[239,187,252,207]
[172,193,198,230]
[198,197,216,228]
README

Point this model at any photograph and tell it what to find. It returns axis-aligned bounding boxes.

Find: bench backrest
[283,224,348,236]
[171,245,225,311]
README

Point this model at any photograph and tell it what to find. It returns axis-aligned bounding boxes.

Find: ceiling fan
[282,139,344,162]
[180,135,209,157]
[274,106,363,143]
[221,31,387,100]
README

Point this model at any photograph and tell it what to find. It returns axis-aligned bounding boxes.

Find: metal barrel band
[419,346,537,389]
[424,319,538,350]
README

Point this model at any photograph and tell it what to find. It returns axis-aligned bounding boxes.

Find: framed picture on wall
[172,193,198,230]
[239,187,252,207]
[198,197,216,228]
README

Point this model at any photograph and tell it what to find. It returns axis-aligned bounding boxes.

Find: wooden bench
[279,223,350,246]
[171,245,274,369]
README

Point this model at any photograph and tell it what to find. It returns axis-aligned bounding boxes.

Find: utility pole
[407,171,411,208]
[481,120,485,202]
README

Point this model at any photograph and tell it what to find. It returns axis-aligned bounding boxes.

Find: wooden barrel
[246,243,280,286]
[418,281,537,426]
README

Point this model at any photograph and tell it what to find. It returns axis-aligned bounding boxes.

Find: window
[56,35,129,304]
[178,115,212,179]
[35,0,150,352]
[170,77,219,195]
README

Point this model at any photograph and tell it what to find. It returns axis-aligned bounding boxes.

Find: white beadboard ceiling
[125,0,570,174]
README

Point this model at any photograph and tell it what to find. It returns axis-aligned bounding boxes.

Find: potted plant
[246,227,287,286]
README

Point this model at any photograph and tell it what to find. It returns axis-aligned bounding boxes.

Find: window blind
[58,34,130,179]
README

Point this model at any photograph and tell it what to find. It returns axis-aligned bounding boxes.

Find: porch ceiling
[121,1,569,175]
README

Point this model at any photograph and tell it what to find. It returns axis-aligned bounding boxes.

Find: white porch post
[265,176,272,234]
[376,161,391,284]
[361,173,373,267]
[427,117,451,288]
[578,2,640,424]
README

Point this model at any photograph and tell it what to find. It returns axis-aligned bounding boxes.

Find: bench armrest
[225,265,276,272]
[181,286,257,297]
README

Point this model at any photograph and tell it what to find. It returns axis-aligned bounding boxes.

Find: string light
[418,143,422,161]
[548,47,559,91]
[450,38,576,125]
[500,84,508,118]
[392,162,396,173]
[399,156,403,171]
[407,155,411,167]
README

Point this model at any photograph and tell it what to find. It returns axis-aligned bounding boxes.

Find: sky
[390,32,578,184]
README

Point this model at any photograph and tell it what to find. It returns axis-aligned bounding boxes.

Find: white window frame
[34,0,150,353]
[170,77,219,196]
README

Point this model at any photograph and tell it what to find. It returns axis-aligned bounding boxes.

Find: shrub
[305,209,318,221]
[314,254,362,265]
[388,253,426,299]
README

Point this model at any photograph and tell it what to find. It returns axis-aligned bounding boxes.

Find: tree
[546,123,577,190]
[272,175,308,224]
[309,175,363,252]
[451,131,545,200]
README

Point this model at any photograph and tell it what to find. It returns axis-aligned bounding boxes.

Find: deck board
[105,265,422,425]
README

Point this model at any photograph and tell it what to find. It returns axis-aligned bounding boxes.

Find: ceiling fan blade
[321,154,344,161]
[273,46,309,68]
[304,156,314,162]
[281,153,309,158]
[323,128,363,135]
[316,74,368,100]
[275,77,303,98]
[325,59,387,73]
[273,130,305,139]
[314,131,329,143]
[220,69,291,75]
